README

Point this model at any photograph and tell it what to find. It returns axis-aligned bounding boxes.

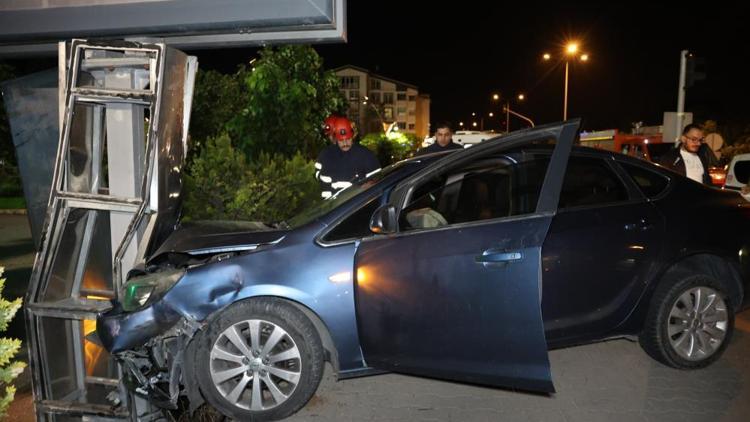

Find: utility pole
[676,50,688,143]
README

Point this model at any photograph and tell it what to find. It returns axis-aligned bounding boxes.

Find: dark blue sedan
[97,120,750,421]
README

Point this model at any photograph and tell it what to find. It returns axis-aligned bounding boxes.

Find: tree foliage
[189,67,248,149]
[183,134,321,222]
[226,45,347,160]
[0,267,24,418]
[360,132,419,166]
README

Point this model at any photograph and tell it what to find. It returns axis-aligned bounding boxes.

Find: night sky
[197,2,750,134]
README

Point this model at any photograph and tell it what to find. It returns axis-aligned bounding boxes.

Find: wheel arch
[627,253,745,332]
[191,295,340,374]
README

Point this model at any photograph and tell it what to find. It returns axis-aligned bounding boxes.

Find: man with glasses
[658,123,717,184]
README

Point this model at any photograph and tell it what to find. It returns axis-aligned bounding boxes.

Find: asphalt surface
[2,213,750,422]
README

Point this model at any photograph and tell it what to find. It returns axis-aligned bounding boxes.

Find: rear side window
[620,162,670,198]
[558,156,629,209]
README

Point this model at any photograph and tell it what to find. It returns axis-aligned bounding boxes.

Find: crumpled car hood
[148,220,287,262]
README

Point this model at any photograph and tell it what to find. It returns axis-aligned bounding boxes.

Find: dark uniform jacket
[417,141,463,156]
[315,144,380,199]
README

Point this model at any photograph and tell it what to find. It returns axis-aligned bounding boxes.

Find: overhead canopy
[0,0,346,56]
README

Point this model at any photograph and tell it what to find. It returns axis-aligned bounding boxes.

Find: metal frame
[24,39,195,421]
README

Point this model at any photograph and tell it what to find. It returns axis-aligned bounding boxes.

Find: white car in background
[422,130,499,148]
[724,152,750,201]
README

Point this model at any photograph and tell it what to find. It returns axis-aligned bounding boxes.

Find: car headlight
[120,268,185,311]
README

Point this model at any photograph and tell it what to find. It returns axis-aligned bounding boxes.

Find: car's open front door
[354,120,580,393]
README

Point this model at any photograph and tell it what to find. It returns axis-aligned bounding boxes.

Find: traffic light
[686,55,706,87]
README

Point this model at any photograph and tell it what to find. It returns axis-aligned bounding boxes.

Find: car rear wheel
[640,275,734,369]
[194,298,324,421]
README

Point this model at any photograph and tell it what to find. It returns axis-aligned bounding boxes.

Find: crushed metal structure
[22,40,197,420]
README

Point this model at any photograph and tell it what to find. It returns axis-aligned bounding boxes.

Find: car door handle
[475,249,523,264]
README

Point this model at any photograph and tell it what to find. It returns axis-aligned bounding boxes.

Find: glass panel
[621,162,670,198]
[400,149,552,231]
[42,209,128,302]
[68,103,106,193]
[66,102,148,196]
[558,156,629,209]
[41,318,79,400]
[39,318,119,404]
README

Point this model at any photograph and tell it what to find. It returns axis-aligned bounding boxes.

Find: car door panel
[353,120,580,393]
[542,201,663,343]
[355,216,554,392]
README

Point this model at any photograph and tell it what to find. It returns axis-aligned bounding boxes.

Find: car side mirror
[369,205,397,235]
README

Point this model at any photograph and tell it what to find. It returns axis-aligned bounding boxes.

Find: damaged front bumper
[96,270,205,411]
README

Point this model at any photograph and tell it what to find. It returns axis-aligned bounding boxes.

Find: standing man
[417,122,463,155]
[658,123,717,184]
[315,116,380,199]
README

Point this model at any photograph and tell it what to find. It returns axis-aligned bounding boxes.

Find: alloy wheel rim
[210,319,302,411]
[667,286,728,361]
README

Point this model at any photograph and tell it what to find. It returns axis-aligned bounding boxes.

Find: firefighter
[315,116,380,199]
[322,114,339,144]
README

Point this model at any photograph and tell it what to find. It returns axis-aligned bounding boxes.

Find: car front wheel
[194,298,324,421]
[640,275,734,369]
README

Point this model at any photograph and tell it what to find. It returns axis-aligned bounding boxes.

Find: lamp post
[543,42,588,121]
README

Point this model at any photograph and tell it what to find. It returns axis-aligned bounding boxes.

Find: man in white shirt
[658,124,715,184]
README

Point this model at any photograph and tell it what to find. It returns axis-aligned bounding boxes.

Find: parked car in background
[725,152,750,201]
[97,120,750,421]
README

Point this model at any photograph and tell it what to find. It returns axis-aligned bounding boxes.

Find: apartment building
[334,65,430,139]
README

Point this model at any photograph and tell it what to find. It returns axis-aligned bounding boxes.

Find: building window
[340,76,360,89]
[397,106,407,116]
[383,93,394,104]
[408,95,416,101]
[369,92,381,103]
[370,79,381,90]
[409,123,416,130]
[349,101,359,111]
[349,90,359,100]
[398,121,407,130]
[397,93,407,101]
[408,110,416,116]
[384,107,394,120]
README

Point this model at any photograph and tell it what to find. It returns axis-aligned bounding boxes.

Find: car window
[558,156,629,209]
[734,160,750,184]
[620,162,670,198]
[399,151,550,231]
[322,196,382,242]
[646,143,673,163]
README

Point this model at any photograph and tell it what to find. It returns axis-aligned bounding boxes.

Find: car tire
[639,275,734,369]
[194,298,324,421]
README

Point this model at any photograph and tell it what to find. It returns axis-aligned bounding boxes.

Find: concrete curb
[0,209,27,215]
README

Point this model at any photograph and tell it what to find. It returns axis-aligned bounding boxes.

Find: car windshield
[285,159,428,229]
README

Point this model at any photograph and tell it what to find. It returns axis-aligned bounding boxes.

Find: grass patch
[0,197,25,209]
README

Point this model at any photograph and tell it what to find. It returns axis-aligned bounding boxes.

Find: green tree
[227,45,347,160]
[189,67,249,151]
[182,133,321,222]
[0,266,24,417]
[360,132,418,166]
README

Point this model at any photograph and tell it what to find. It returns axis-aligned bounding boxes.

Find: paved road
[2,214,750,422]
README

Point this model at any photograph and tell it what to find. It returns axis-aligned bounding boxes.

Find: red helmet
[331,116,354,141]
[323,115,338,137]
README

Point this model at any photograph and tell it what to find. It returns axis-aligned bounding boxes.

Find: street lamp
[491,93,534,131]
[543,41,589,120]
